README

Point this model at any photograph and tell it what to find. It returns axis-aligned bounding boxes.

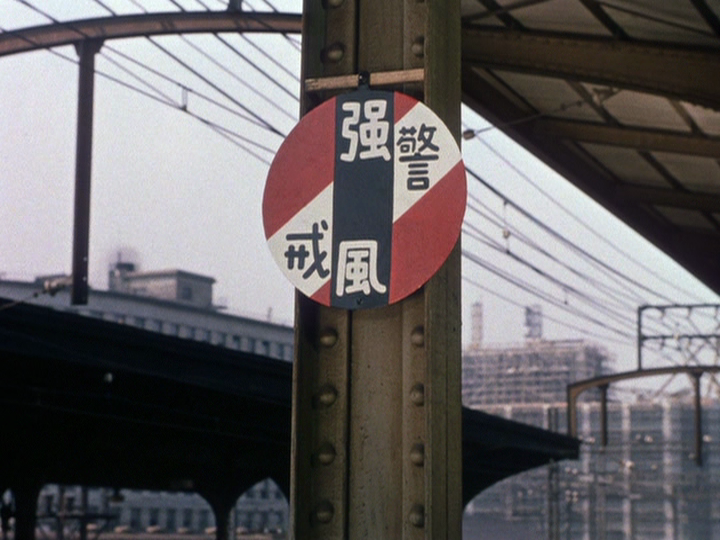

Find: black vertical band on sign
[331,89,394,309]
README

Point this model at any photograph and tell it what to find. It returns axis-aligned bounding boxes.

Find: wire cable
[462,227,638,330]
[463,275,633,347]
[462,248,635,340]
[5,1,277,162]
[465,198,645,312]
[465,165,679,304]
[463,122,707,302]
[463,219,641,320]
[82,0,289,136]
[101,45,273,130]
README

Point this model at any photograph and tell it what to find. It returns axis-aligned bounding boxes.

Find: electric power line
[5,0,279,161]
[464,198,646,312]
[463,275,633,347]
[462,248,635,340]
[465,166,681,305]
[463,124,707,303]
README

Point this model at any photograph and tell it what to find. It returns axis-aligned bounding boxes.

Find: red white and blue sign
[262,88,466,309]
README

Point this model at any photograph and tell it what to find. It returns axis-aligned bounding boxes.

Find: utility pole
[290,0,462,538]
[71,39,103,305]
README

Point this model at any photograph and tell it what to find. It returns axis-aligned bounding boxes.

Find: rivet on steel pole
[71,39,103,305]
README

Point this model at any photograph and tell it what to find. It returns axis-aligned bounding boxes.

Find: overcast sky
[1,0,718,376]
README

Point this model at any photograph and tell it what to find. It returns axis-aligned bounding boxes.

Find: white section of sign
[267,184,334,299]
[392,102,463,222]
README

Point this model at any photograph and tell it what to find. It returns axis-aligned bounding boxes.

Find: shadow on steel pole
[71,39,103,305]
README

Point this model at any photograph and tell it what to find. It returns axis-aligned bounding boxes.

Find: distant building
[462,305,720,539]
[0,262,293,535]
[463,338,608,407]
[35,481,287,536]
[0,262,293,362]
[108,262,216,310]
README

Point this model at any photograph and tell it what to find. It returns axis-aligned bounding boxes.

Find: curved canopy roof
[460,0,720,294]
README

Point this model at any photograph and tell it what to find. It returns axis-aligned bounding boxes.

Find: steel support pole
[291,1,462,538]
[11,484,41,540]
[599,384,609,447]
[71,39,103,305]
[692,371,703,466]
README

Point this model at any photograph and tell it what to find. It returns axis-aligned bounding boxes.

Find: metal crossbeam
[0,11,302,57]
[462,28,720,109]
[537,118,720,158]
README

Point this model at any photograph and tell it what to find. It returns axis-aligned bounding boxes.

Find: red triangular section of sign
[311,279,332,306]
[394,93,417,124]
[389,160,466,303]
[263,99,337,238]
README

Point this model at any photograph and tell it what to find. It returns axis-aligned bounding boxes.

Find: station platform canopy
[460,0,720,294]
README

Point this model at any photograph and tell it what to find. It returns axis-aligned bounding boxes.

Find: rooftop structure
[108,262,217,310]
[0,262,293,362]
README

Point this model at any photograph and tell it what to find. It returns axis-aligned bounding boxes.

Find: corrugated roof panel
[501,0,611,35]
[601,0,718,45]
[494,71,604,122]
[654,207,717,229]
[652,152,720,193]
[601,91,690,131]
[683,103,720,136]
[580,143,672,187]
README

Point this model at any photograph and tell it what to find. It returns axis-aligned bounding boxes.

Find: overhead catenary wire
[462,275,634,347]
[187,0,301,99]
[2,4,648,318]
[463,185,660,338]
[4,0,279,162]
[466,178,653,309]
[466,140,669,305]
[6,0,714,354]
[461,235,639,336]
[136,0,301,117]
[464,197,645,313]
[246,0,302,50]
[163,32,298,121]
[462,248,635,340]
[463,221,641,326]
[463,120,706,303]
[463,219,637,326]
[141,36,287,136]
[462,170,679,337]
[101,45,275,131]
[465,165,681,305]
[82,0,290,136]
[95,54,277,161]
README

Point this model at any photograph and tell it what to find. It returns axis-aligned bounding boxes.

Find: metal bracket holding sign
[263,85,466,309]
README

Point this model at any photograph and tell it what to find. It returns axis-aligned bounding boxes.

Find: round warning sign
[262,87,466,309]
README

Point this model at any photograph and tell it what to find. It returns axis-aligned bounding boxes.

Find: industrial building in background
[462,302,720,539]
